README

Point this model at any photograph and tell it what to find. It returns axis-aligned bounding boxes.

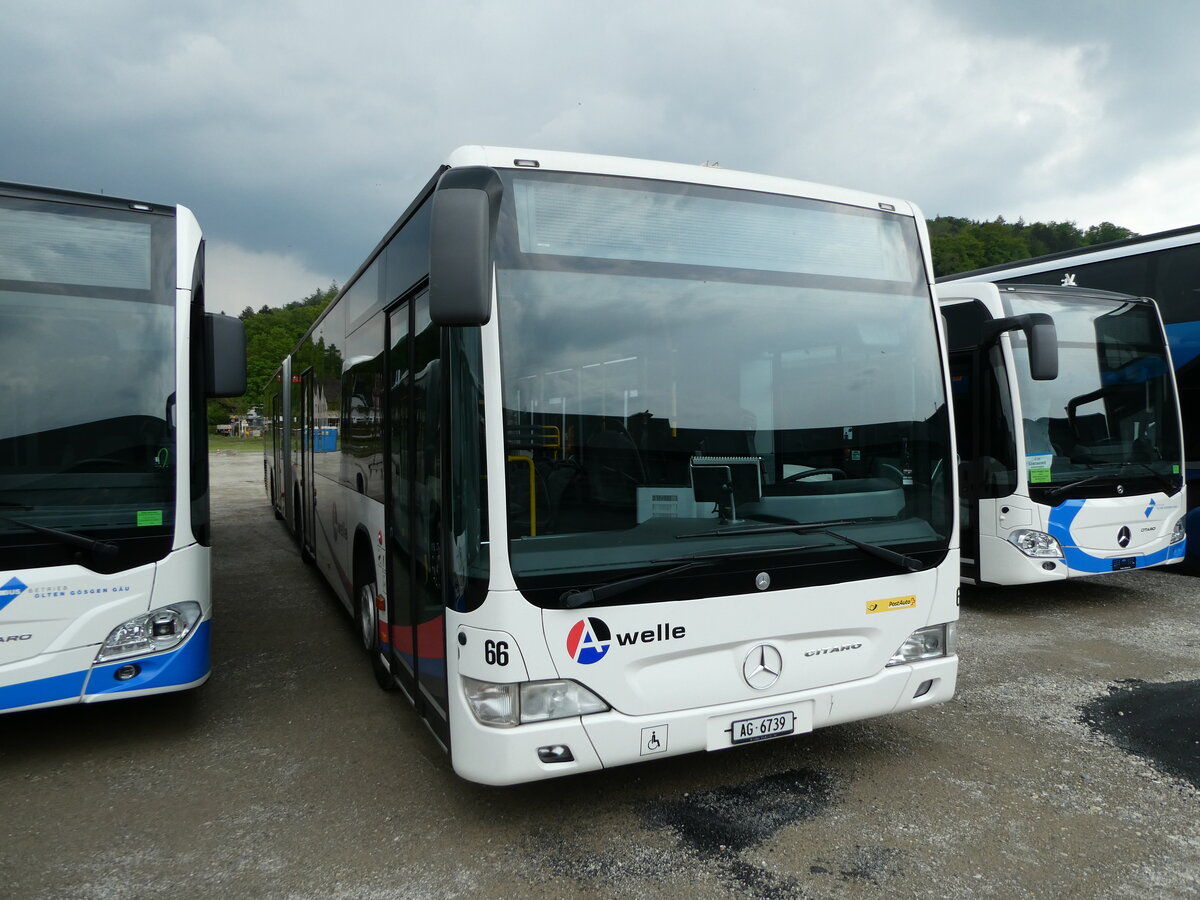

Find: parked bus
[938,282,1185,585]
[267,147,959,785]
[0,181,245,714]
[940,224,1200,560]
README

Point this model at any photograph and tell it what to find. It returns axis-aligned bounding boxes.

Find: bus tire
[356,556,395,691]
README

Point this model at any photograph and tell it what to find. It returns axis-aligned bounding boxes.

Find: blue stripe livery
[1047,500,1178,574]
[0,619,211,712]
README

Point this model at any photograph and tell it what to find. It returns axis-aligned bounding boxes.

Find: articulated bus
[941,225,1200,564]
[938,282,1185,585]
[267,147,959,785]
[0,182,245,714]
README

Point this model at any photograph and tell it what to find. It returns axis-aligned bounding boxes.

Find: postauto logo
[566,617,611,665]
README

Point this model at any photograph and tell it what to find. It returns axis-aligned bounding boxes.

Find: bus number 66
[484,640,509,667]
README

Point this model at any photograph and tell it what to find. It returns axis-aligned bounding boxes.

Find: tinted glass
[1002,290,1182,498]
[494,171,952,603]
[0,195,177,574]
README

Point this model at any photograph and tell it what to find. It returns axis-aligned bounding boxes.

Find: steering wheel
[782,467,847,483]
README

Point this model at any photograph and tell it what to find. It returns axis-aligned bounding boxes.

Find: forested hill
[213,216,1137,421]
[927,216,1134,279]
[211,284,337,423]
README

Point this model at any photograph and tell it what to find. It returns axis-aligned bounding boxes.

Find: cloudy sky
[3,1,1198,314]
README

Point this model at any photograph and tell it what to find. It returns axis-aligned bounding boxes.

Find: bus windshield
[1004,291,1183,495]
[494,171,952,598]
[0,197,177,574]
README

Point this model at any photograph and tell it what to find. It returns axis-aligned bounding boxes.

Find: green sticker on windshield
[1029,468,1052,484]
[137,510,163,527]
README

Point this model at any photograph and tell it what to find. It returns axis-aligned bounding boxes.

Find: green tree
[205,282,338,428]
[927,216,1137,278]
[1082,222,1136,246]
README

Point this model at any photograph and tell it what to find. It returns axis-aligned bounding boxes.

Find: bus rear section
[277,147,959,784]
[940,282,1186,585]
[0,182,244,713]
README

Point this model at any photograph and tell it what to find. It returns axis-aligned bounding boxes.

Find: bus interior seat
[583,426,645,509]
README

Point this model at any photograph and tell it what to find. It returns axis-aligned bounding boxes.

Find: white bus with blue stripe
[939,282,1185,585]
[267,147,960,785]
[0,182,245,713]
[939,225,1200,570]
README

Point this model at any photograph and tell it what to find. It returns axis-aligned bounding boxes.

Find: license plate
[1112,557,1136,571]
[730,711,795,745]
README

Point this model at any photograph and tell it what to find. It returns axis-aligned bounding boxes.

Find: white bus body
[939,225,1200,569]
[267,147,959,785]
[939,282,1185,585]
[0,182,244,714]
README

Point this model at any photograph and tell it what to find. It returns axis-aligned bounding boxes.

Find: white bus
[0,181,245,714]
[940,226,1200,568]
[938,282,1185,585]
[267,147,959,785]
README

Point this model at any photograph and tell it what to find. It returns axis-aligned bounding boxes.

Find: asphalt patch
[641,767,837,854]
[1081,679,1200,788]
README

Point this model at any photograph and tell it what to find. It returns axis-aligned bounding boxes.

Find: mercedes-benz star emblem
[1117,526,1132,549]
[755,572,771,591]
[743,644,783,690]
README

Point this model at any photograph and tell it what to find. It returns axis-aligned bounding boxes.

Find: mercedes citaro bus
[1,181,245,714]
[939,281,1184,584]
[267,147,958,784]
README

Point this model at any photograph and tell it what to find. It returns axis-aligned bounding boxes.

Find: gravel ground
[1,449,1196,899]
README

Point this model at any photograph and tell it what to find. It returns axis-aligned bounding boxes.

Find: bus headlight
[887,622,956,667]
[520,679,609,723]
[462,677,518,727]
[463,676,609,727]
[1170,518,1186,545]
[96,602,203,663]
[1008,529,1063,558]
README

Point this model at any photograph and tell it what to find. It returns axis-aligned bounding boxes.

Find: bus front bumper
[449,655,957,786]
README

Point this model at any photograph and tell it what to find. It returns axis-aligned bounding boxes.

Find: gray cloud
[2,0,1195,305]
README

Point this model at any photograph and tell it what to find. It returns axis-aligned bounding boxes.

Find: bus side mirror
[983,313,1058,381]
[205,312,247,398]
[429,166,503,326]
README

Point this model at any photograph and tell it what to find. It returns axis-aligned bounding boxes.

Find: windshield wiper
[678,519,925,572]
[680,519,858,539]
[559,560,715,609]
[1121,460,1178,495]
[3,518,119,558]
[557,541,852,609]
[1043,473,1110,500]
[1044,462,1175,500]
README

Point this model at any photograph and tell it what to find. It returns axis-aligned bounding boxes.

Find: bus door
[942,300,1020,582]
[386,290,450,744]
[299,367,317,558]
[268,390,280,510]
[948,349,982,576]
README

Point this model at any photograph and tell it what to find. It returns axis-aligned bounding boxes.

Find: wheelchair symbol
[640,725,668,755]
